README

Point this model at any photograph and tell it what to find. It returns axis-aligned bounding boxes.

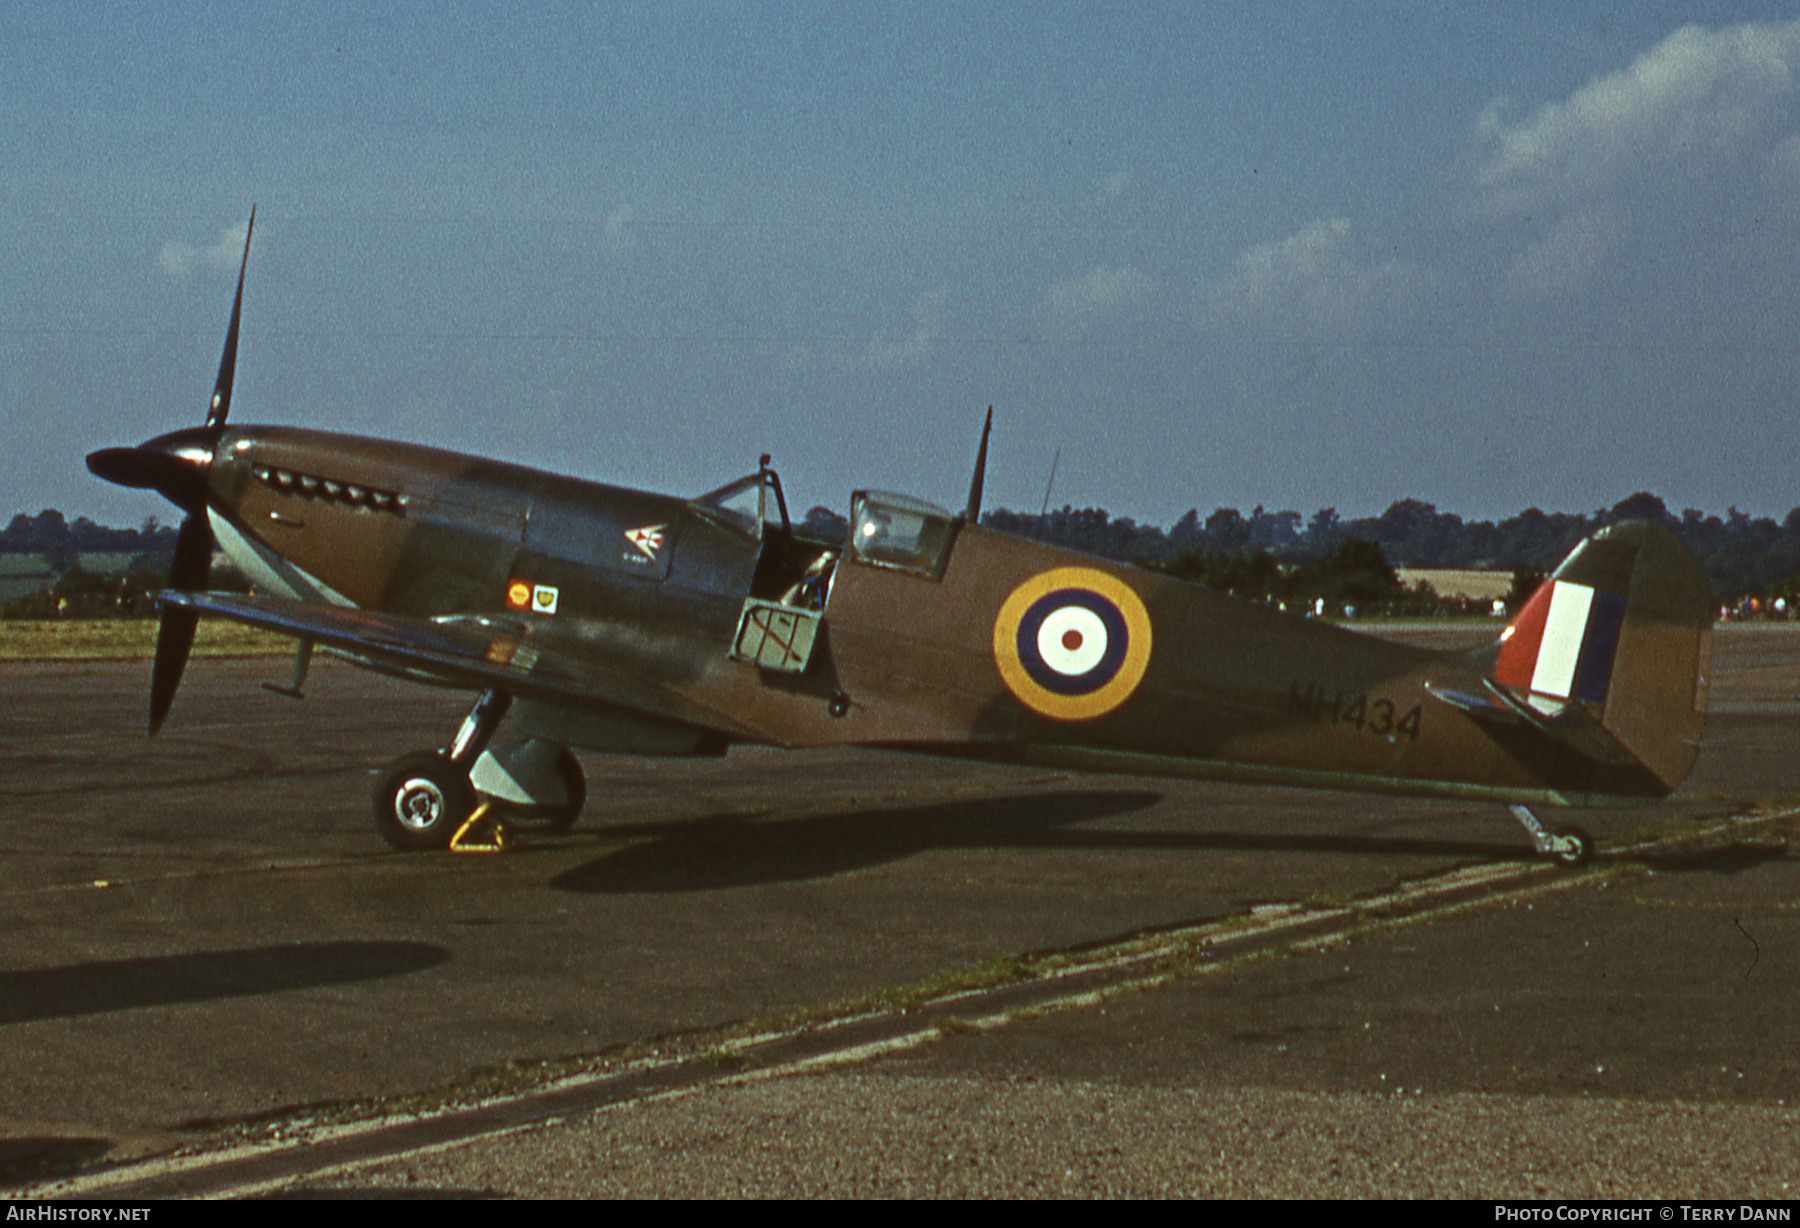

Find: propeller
[206,205,254,432]
[87,206,257,734]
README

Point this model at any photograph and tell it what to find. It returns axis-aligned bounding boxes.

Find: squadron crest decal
[624,523,666,562]
[993,567,1152,720]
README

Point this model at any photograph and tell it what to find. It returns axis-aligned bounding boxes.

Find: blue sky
[9,2,1800,528]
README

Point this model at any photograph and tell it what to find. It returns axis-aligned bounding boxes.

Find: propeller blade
[169,509,214,591]
[204,204,256,432]
[149,604,197,736]
[148,512,215,734]
[115,205,251,734]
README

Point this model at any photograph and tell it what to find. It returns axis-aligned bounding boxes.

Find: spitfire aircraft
[88,213,1714,864]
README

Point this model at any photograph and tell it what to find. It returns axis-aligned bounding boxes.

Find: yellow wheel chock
[449,801,508,854]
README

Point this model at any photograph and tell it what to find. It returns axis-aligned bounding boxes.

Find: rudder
[1493,522,1712,792]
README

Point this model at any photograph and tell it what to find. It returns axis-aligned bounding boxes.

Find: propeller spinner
[86,206,256,733]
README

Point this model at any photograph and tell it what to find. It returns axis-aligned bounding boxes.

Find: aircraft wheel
[504,749,587,834]
[1546,825,1594,868]
[375,752,476,851]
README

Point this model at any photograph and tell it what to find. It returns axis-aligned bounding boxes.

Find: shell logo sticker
[506,579,560,615]
[993,567,1152,720]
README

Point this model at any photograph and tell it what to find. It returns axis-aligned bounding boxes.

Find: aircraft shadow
[1115,830,1532,863]
[0,1137,111,1189]
[554,788,1164,893]
[551,789,1531,894]
[1627,841,1789,875]
[0,941,451,1026]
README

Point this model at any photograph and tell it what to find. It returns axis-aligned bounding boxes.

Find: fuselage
[183,425,1704,808]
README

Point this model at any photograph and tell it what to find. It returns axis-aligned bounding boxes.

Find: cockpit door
[701,463,834,674]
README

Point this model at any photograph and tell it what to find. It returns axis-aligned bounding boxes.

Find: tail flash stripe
[1569,590,1626,703]
[1529,581,1595,699]
[1493,584,1554,691]
[1494,580,1628,704]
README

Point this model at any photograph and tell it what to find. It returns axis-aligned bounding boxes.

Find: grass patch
[690,1049,758,1071]
[0,619,290,661]
[850,955,1032,1013]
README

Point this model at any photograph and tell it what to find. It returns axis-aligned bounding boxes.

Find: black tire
[503,749,587,834]
[1548,825,1594,868]
[374,752,476,851]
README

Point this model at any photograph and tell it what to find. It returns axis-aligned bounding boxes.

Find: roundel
[993,567,1153,720]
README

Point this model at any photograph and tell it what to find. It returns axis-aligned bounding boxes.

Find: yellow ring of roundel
[993,566,1153,720]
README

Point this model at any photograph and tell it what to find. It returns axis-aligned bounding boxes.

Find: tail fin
[1492,521,1712,792]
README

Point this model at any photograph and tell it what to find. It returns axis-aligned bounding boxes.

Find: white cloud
[1504,206,1618,301]
[1475,22,1800,214]
[1201,218,1429,336]
[1471,21,1800,298]
[1044,264,1151,321]
[157,222,250,277]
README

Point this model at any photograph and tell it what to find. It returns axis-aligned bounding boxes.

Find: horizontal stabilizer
[1426,678,1642,768]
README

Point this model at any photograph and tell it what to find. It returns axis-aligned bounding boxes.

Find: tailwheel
[374,752,476,851]
[1507,805,1596,868]
[1546,825,1594,868]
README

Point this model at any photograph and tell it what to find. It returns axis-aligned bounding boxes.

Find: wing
[159,590,756,739]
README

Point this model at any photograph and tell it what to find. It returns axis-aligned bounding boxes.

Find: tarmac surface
[3,623,1799,1197]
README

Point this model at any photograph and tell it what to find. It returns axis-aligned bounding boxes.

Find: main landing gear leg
[1508,804,1593,868]
[372,689,513,852]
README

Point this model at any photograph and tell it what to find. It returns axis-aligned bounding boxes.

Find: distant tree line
[2,510,178,572]
[981,492,1800,606]
[3,564,170,619]
[0,511,180,618]
[6,493,1800,618]
[1151,537,1551,618]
